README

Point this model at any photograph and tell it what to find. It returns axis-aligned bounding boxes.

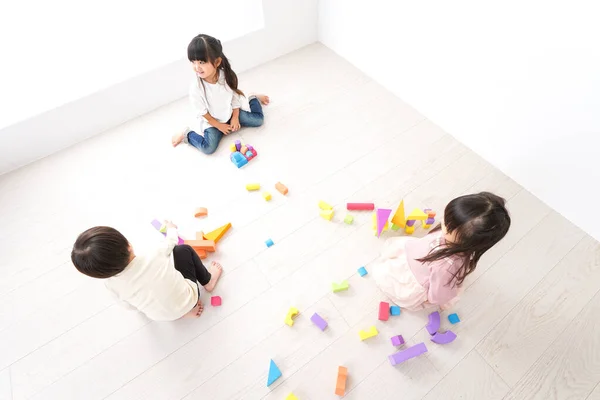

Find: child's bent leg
[185,245,223,292]
[187,127,223,155]
[238,97,264,128]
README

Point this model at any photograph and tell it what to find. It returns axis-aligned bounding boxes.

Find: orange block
[195,231,205,240]
[184,239,216,252]
[193,248,207,259]
[194,207,208,218]
[205,223,231,243]
[335,366,348,396]
[275,182,288,195]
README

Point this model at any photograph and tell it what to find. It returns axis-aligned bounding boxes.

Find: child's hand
[230,118,241,132]
[216,122,232,135]
[163,220,178,229]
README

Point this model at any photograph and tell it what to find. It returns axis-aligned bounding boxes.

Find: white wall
[319,0,600,240]
[0,0,318,174]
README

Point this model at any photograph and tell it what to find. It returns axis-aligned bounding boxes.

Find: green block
[344,214,354,224]
[332,280,349,293]
[159,224,167,233]
[391,223,400,231]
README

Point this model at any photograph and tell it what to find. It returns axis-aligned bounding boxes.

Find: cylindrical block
[347,203,375,211]
[246,183,260,191]
[406,220,416,227]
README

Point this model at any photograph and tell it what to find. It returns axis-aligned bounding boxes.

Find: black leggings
[172,245,212,288]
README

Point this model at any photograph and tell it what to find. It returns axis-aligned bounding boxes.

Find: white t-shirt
[189,69,244,133]
[105,228,198,321]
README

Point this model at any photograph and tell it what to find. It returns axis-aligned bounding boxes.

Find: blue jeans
[187,97,264,155]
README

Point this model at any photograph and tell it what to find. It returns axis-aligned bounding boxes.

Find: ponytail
[220,55,244,97]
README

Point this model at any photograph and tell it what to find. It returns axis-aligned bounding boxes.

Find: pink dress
[372,232,464,311]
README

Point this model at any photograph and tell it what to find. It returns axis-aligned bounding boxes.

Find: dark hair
[419,192,511,286]
[187,33,244,97]
[71,226,131,279]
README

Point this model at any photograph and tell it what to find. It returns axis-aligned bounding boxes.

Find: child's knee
[200,145,218,155]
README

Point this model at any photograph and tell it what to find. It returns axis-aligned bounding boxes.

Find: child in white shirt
[172,33,270,154]
[71,223,222,321]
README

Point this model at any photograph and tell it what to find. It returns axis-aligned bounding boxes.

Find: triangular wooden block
[376,208,392,237]
[267,359,282,386]
[391,200,406,227]
[205,223,232,243]
[407,208,428,221]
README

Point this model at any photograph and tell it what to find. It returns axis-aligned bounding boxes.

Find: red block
[379,301,390,321]
[211,296,222,306]
[347,203,375,211]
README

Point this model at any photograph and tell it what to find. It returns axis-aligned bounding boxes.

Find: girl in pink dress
[372,192,511,310]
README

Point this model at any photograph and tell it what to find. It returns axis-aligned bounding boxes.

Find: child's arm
[230,93,242,132]
[203,112,232,135]
[427,262,459,306]
[163,221,180,254]
[190,81,231,135]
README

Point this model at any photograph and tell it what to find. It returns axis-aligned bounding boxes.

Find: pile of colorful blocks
[230,140,257,168]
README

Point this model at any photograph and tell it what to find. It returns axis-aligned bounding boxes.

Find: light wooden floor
[1,43,599,400]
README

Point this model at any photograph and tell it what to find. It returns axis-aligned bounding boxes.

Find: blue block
[231,152,248,168]
[265,238,274,247]
[448,313,460,324]
[246,151,253,157]
[267,359,282,386]
[390,305,401,316]
[357,266,368,277]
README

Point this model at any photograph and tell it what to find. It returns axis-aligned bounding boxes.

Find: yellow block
[320,209,334,221]
[246,183,260,191]
[422,223,431,229]
[284,307,299,326]
[263,192,272,201]
[229,143,237,152]
[407,208,429,221]
[405,225,415,235]
[372,212,389,231]
[205,223,232,243]
[358,326,379,340]
[391,200,406,227]
[286,394,299,400]
[318,200,333,210]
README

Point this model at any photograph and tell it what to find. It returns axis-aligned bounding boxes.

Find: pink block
[376,208,392,237]
[347,203,375,211]
[210,296,222,306]
[378,301,390,321]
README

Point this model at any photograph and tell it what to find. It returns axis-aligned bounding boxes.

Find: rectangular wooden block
[184,239,216,252]
[275,182,289,195]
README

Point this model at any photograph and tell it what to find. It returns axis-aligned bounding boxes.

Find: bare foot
[256,94,270,105]
[183,300,204,318]
[171,128,188,147]
[203,261,223,292]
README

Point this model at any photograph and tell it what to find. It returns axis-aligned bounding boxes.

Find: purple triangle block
[376,208,392,237]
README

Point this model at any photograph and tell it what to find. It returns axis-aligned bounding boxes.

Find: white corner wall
[0,0,318,175]
[319,0,600,240]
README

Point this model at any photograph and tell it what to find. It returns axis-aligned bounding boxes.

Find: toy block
[448,313,460,324]
[379,301,390,321]
[347,202,375,211]
[335,366,348,396]
[284,307,299,326]
[406,219,416,227]
[275,182,288,195]
[426,311,441,335]
[422,224,431,229]
[210,296,221,306]
[246,183,260,191]
[235,140,241,151]
[388,342,428,365]
[151,219,184,244]
[265,238,274,247]
[246,151,253,157]
[358,326,378,340]
[193,248,207,259]
[405,225,415,234]
[372,212,389,233]
[184,239,216,252]
[390,305,401,316]
[424,209,436,218]
[247,144,254,151]
[159,224,167,233]
[376,208,392,237]
[407,208,428,221]
[332,280,349,293]
[267,359,282,386]
[263,192,272,201]
[194,207,208,218]
[318,200,333,210]
[230,151,248,168]
[391,223,401,231]
[205,223,231,243]
[285,394,298,400]
[240,145,248,154]
[431,330,457,344]
[310,312,328,331]
[195,231,206,240]
[246,148,258,161]
[344,214,354,224]
[229,143,237,152]
[391,200,406,227]
[357,266,368,277]
[391,335,405,346]
[320,209,334,221]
